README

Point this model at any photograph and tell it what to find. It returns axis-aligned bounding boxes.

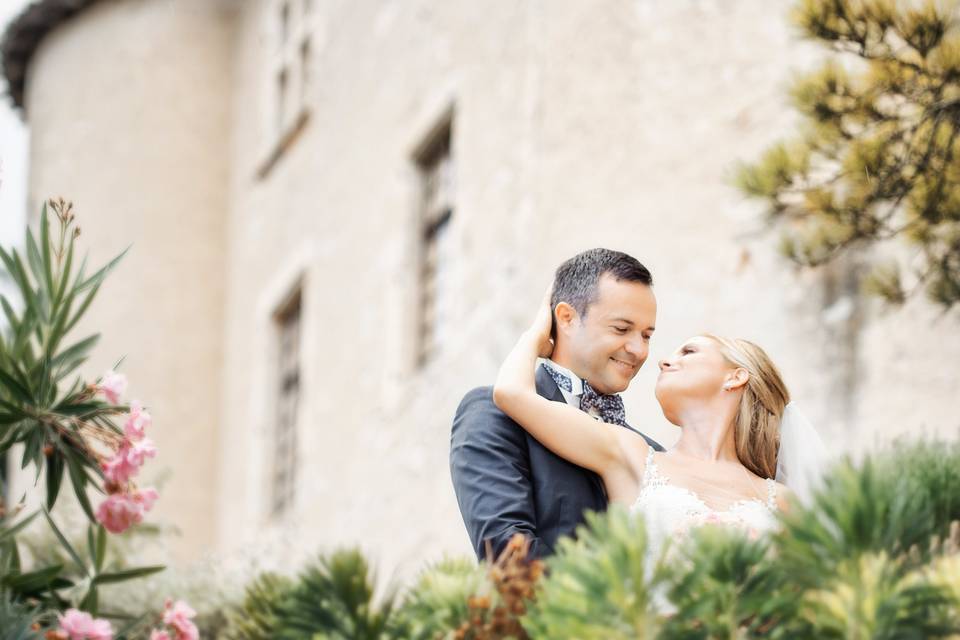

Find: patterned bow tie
[543,364,575,394]
[543,364,628,427]
[580,381,628,427]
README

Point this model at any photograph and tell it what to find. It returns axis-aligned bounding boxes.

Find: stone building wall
[14,0,234,560]
[8,0,958,575]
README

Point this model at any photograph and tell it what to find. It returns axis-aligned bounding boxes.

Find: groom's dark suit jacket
[450,365,663,561]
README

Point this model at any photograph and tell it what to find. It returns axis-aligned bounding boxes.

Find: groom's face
[558,274,657,394]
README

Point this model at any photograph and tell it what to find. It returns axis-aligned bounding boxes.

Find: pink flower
[95,488,157,534]
[95,493,143,534]
[101,438,156,486]
[135,487,159,511]
[57,608,113,640]
[98,371,127,404]
[102,447,138,486]
[149,631,172,640]
[126,437,157,467]
[124,401,152,441]
[162,599,199,640]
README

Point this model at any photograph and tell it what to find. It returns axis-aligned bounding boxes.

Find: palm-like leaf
[223,572,295,640]
[0,596,45,640]
[395,557,494,640]
[276,549,399,640]
[522,507,666,640]
[662,526,783,639]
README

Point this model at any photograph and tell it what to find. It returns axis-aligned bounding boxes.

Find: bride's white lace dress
[631,448,780,563]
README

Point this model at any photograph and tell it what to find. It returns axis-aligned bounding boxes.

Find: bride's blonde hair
[703,335,790,479]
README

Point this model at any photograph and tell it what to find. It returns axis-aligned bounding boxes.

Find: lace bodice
[631,448,780,550]
[630,449,780,613]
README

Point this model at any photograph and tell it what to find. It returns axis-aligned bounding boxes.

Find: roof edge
[1,0,101,113]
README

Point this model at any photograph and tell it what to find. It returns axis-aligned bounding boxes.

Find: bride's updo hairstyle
[704,335,790,479]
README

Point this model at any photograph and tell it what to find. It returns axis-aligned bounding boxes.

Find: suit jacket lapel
[535,363,567,404]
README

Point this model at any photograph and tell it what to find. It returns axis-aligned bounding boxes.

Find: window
[260,0,313,178]
[414,119,455,366]
[270,288,301,517]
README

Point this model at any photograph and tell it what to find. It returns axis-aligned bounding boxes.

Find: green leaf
[45,449,65,511]
[42,508,88,576]
[11,248,43,324]
[0,422,24,455]
[50,235,75,321]
[79,584,98,616]
[0,412,22,425]
[94,525,106,573]
[0,367,32,405]
[40,203,55,302]
[75,247,128,293]
[24,227,44,288]
[0,295,17,330]
[50,334,100,379]
[2,564,63,594]
[91,565,165,585]
[0,512,38,543]
[52,401,101,417]
[0,246,27,301]
[64,448,97,523]
[62,282,101,339]
[20,429,41,471]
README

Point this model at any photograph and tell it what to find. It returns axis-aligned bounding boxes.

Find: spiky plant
[275,549,399,640]
[660,526,782,639]
[0,596,45,639]
[451,533,541,640]
[222,572,294,640]
[521,507,666,640]
[764,443,960,638]
[875,439,960,540]
[394,558,489,640]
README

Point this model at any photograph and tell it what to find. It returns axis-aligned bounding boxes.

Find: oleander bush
[0,200,195,638]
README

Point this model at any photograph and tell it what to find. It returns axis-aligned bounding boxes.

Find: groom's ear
[554,302,578,335]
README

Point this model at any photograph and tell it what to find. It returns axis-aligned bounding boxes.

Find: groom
[450,248,663,560]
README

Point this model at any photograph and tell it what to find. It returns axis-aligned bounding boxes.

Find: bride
[493,291,811,547]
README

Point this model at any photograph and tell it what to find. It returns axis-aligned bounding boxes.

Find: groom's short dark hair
[551,248,653,320]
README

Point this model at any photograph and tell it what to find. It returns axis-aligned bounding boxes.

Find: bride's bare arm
[492,293,643,478]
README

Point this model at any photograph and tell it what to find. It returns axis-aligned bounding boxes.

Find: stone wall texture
[13,0,959,577]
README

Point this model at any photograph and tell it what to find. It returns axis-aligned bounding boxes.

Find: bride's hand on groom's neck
[526,285,555,359]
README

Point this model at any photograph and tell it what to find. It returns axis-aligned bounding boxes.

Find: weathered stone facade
[4,0,958,577]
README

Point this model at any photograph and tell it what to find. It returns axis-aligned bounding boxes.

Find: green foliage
[0,199,128,520]
[522,507,666,640]
[275,549,400,640]
[514,441,960,639]
[736,0,960,307]
[768,442,960,638]
[214,441,960,639]
[661,528,782,639]
[0,199,163,630]
[0,595,45,639]
[394,558,489,640]
[223,572,295,640]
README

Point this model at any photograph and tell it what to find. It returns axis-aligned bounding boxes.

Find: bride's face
[654,336,735,424]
